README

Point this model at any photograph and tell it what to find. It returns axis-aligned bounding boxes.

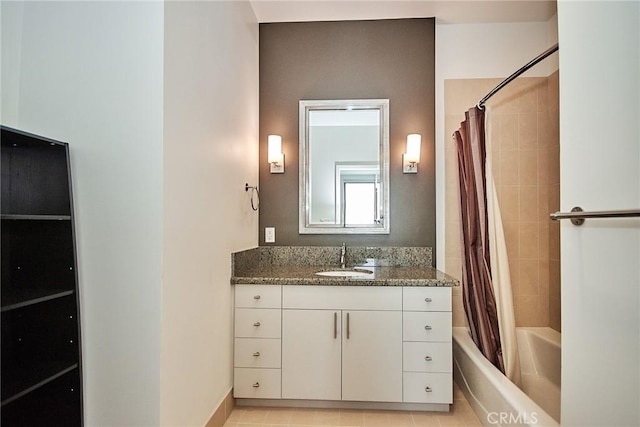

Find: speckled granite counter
[231,246,459,287]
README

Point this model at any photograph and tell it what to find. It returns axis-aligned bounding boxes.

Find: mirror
[299,99,390,234]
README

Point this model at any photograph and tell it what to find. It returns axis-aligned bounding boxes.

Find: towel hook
[245,183,259,211]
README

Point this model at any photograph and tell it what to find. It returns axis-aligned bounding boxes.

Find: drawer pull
[253,322,261,327]
[425,356,433,361]
[253,352,261,357]
[253,382,260,388]
[424,325,432,330]
[425,297,433,302]
[425,386,433,393]
[253,295,261,300]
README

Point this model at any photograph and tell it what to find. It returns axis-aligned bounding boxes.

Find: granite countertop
[231,265,458,287]
[230,246,459,287]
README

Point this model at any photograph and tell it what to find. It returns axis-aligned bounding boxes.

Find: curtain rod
[477,43,559,109]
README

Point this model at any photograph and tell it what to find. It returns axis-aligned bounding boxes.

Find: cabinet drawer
[236,285,281,308]
[403,312,452,342]
[403,372,452,404]
[403,342,452,373]
[235,309,281,338]
[234,368,281,399]
[234,338,281,368]
[403,287,452,312]
[282,285,402,310]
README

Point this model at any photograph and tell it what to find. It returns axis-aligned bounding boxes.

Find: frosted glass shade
[405,134,421,163]
[268,135,282,164]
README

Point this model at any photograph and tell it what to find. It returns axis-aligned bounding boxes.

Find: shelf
[2,294,79,400]
[2,220,76,299]
[1,363,78,407]
[0,366,81,426]
[1,128,72,216]
[1,289,75,313]
[1,214,71,221]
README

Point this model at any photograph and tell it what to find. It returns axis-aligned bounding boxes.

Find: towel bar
[550,207,640,225]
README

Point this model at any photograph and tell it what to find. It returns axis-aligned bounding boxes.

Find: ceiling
[250,0,557,24]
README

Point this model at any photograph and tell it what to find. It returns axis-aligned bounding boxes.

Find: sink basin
[315,269,373,278]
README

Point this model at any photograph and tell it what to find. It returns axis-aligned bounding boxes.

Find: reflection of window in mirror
[344,182,378,225]
[337,163,380,226]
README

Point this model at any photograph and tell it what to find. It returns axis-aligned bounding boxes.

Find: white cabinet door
[342,310,402,402]
[281,309,342,400]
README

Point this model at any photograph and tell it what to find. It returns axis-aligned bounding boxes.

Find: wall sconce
[403,134,421,173]
[268,134,284,173]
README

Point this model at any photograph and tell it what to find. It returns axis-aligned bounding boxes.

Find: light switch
[265,227,275,243]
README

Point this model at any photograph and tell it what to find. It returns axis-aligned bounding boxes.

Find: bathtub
[453,327,561,427]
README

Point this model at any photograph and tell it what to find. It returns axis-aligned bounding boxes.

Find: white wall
[2,1,260,425]
[1,2,164,425]
[558,1,639,425]
[162,1,259,425]
[435,20,558,268]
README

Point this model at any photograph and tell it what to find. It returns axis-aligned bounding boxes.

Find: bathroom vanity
[231,247,458,411]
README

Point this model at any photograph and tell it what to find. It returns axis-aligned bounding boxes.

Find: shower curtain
[453,106,504,373]
[484,107,521,386]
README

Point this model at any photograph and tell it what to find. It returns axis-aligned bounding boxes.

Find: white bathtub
[453,327,561,427]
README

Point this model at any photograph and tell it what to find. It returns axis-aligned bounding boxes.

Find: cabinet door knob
[253,295,261,300]
[253,382,260,388]
[253,352,261,357]
[425,386,433,393]
[253,322,261,327]
[425,356,432,361]
[424,325,432,330]
[425,297,433,302]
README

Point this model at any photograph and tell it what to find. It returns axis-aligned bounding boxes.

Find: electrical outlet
[265,227,275,243]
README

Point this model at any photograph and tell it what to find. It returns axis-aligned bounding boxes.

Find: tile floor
[223,382,483,427]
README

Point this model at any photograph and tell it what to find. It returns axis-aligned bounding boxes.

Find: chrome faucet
[340,243,347,269]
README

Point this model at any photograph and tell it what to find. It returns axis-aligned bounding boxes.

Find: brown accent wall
[258,19,435,252]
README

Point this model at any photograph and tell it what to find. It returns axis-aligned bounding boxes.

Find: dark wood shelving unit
[1,126,83,426]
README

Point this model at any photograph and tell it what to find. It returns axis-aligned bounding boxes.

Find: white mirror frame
[299,99,390,234]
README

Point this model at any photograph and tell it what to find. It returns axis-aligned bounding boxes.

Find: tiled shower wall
[445,72,560,331]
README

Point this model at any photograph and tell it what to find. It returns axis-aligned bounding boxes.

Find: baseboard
[205,389,235,427]
[235,398,450,412]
